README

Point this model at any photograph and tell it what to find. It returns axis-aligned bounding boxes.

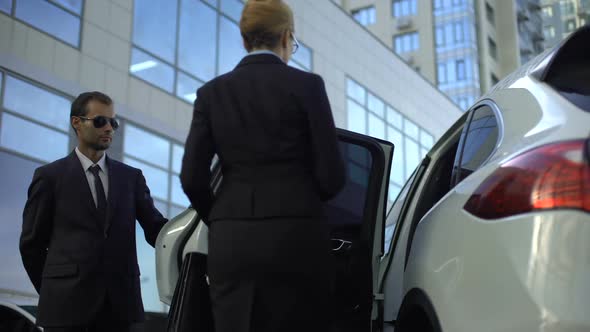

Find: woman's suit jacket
[180,53,345,222]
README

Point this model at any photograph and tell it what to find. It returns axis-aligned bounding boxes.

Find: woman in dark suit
[180,0,345,330]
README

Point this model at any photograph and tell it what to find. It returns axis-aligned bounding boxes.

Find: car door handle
[331,238,352,252]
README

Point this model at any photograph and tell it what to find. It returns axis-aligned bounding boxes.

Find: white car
[156,26,590,332]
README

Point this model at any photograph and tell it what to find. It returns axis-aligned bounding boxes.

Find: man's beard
[90,141,110,151]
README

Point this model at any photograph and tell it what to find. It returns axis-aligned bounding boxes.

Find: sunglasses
[290,32,300,54]
[75,116,119,130]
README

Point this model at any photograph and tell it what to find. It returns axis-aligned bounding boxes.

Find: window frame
[451,100,502,187]
[352,5,376,26]
[5,0,84,48]
[130,0,313,104]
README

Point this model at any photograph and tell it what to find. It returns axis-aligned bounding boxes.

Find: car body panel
[379,26,590,332]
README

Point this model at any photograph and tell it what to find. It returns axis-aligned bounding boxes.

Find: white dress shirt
[75,147,109,207]
[248,49,284,62]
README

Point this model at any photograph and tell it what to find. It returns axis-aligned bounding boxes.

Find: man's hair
[70,91,113,134]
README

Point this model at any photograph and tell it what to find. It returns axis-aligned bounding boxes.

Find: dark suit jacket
[180,53,345,223]
[20,152,167,327]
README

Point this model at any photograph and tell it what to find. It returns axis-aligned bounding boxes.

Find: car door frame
[377,111,470,330]
[334,129,393,331]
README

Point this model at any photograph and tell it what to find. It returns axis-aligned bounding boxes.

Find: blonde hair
[240,0,294,52]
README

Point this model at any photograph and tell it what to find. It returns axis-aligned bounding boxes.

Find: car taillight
[464,140,590,219]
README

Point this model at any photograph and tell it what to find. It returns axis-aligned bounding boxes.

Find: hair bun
[240,0,294,52]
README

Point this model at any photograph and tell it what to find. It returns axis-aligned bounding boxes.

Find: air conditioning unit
[397,17,413,29]
[401,53,415,64]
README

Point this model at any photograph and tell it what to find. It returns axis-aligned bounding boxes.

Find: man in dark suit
[20,91,168,332]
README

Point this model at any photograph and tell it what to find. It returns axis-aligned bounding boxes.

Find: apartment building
[541,0,589,48]
[338,0,544,110]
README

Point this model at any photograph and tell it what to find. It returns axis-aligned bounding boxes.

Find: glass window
[394,32,419,53]
[135,224,164,312]
[565,19,576,32]
[437,63,447,84]
[130,48,175,93]
[368,113,385,140]
[14,0,82,47]
[454,22,464,42]
[420,130,434,148]
[561,0,575,15]
[388,126,404,184]
[435,27,444,46]
[172,144,184,174]
[352,6,376,26]
[542,6,553,17]
[367,93,385,117]
[347,99,366,134]
[221,0,244,22]
[325,141,373,227]
[53,0,83,14]
[543,25,556,39]
[124,157,169,200]
[132,0,177,63]
[347,79,366,104]
[178,0,217,82]
[404,118,419,140]
[123,123,171,168]
[170,205,186,218]
[456,59,466,80]
[131,0,313,104]
[177,72,203,103]
[1,113,69,163]
[456,105,498,182]
[171,175,190,207]
[433,0,442,9]
[404,137,421,177]
[219,16,247,75]
[291,42,312,70]
[3,76,71,132]
[0,152,42,294]
[387,106,402,129]
[0,0,11,14]
[444,24,453,46]
[393,0,417,17]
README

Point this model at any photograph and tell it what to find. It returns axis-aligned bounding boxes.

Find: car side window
[453,105,499,185]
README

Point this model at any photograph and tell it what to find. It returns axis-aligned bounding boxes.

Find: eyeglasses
[290,32,300,54]
[75,116,119,130]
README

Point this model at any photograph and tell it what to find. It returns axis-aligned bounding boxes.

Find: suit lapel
[105,156,119,234]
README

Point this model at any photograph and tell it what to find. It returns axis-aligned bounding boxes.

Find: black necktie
[89,165,107,212]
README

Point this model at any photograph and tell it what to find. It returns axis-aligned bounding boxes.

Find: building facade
[338,0,543,110]
[541,0,589,49]
[0,0,460,312]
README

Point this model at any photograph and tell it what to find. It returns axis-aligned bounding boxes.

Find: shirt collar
[75,147,107,173]
[247,49,284,62]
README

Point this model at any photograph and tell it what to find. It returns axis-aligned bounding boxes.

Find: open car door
[155,129,393,332]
